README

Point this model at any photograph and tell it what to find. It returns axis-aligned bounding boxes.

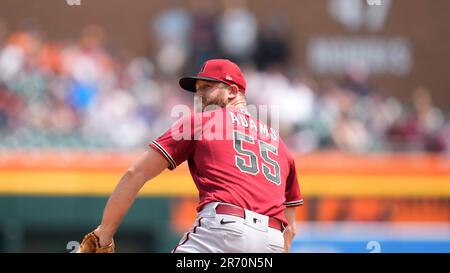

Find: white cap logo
[225,75,233,81]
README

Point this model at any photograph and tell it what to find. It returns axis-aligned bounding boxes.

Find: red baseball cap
[179,59,246,94]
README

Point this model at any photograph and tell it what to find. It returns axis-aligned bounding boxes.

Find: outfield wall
[1,151,449,197]
[1,151,449,252]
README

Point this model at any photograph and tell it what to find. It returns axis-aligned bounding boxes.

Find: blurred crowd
[0,1,449,154]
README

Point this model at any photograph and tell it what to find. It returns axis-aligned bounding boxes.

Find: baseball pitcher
[78,59,303,253]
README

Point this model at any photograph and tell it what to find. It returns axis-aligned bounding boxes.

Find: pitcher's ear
[228,84,239,99]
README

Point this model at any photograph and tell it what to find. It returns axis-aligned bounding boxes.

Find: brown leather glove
[77,231,115,253]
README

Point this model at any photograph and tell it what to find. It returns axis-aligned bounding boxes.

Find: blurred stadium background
[0,0,449,253]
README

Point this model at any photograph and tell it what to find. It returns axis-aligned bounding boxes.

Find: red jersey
[149,107,303,226]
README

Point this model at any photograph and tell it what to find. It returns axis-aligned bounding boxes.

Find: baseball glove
[77,231,115,253]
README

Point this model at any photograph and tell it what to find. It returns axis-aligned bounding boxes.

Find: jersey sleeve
[284,157,304,207]
[149,113,197,170]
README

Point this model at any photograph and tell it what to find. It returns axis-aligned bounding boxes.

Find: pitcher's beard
[194,95,228,113]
